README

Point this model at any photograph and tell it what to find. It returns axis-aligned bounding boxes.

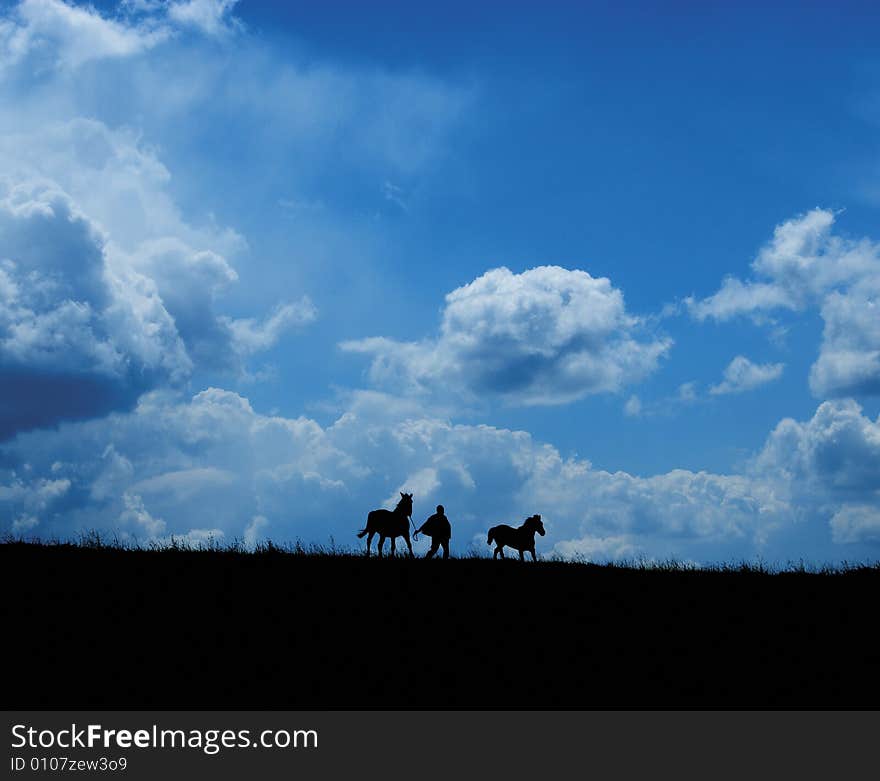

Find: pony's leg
[377,535,385,557]
[530,548,537,562]
[519,549,525,561]
[366,531,374,556]
[390,536,397,556]
[404,533,414,558]
[495,546,504,559]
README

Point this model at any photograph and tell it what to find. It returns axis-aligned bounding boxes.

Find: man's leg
[425,539,439,558]
[441,539,449,559]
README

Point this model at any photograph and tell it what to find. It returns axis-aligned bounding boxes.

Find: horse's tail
[357,528,368,538]
[487,527,495,546]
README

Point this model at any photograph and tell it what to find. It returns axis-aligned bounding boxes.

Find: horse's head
[526,514,545,536]
[398,491,414,516]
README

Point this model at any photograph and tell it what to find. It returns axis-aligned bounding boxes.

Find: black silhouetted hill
[3,537,878,707]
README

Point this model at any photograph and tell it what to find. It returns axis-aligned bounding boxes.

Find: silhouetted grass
[3,534,878,707]
[4,531,877,574]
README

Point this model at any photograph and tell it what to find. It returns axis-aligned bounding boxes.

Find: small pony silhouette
[357,492,414,557]
[487,514,545,561]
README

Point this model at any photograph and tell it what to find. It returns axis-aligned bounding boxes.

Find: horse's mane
[394,495,411,512]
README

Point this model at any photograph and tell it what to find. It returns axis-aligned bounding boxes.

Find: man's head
[437,505,444,514]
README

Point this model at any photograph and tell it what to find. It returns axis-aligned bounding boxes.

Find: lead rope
[410,516,419,541]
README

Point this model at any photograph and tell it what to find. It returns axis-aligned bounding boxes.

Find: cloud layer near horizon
[2,386,879,561]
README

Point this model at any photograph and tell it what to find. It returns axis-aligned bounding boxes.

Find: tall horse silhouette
[357,492,414,557]
[487,514,545,561]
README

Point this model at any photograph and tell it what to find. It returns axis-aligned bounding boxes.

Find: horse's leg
[377,535,385,557]
[519,549,525,561]
[530,548,537,562]
[390,536,397,556]
[496,546,504,559]
[366,531,374,556]
[404,532,414,558]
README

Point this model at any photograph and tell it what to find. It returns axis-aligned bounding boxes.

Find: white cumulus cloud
[167,0,241,38]
[342,265,672,406]
[1,0,170,71]
[0,0,247,74]
[688,209,880,399]
[0,122,314,438]
[830,505,880,544]
[755,398,880,497]
[709,356,784,395]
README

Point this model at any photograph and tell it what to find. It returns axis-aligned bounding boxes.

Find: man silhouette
[417,504,451,559]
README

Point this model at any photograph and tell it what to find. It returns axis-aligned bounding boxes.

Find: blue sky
[2,0,880,563]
